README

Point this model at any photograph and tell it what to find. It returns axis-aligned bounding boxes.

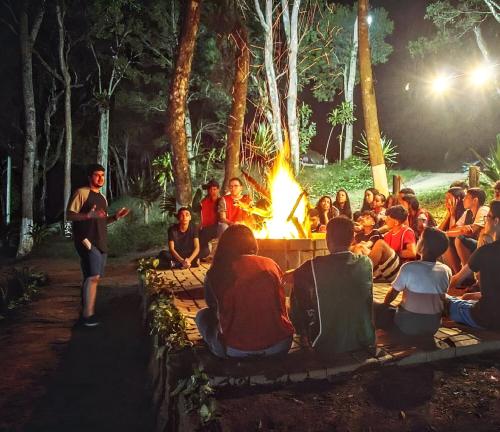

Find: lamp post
[358,0,388,195]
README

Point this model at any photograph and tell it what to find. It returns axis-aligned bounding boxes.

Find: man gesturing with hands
[67,164,129,327]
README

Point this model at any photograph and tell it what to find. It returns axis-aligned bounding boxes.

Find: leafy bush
[298,102,317,155]
[356,132,399,167]
[470,134,500,184]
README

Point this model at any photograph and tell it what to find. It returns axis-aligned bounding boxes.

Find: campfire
[244,150,311,240]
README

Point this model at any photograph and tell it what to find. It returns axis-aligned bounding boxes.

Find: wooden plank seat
[152,266,500,387]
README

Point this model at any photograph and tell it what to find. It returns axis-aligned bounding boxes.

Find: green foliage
[108,219,168,257]
[298,103,317,155]
[27,223,54,246]
[356,132,399,167]
[305,3,394,102]
[128,176,163,223]
[137,257,159,277]
[171,368,216,425]
[0,267,48,318]
[149,293,192,352]
[327,101,356,127]
[470,134,500,183]
[152,152,174,187]
[299,156,373,199]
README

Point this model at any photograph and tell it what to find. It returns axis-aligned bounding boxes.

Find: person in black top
[352,211,382,256]
[333,188,352,219]
[166,207,200,269]
[67,164,129,327]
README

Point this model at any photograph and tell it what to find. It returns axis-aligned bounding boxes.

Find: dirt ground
[2,252,500,432]
[0,255,154,432]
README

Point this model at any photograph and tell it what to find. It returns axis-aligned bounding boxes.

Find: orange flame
[254,150,310,239]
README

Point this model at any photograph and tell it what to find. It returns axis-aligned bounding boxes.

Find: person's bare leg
[83,275,99,318]
[455,237,472,268]
[442,244,461,274]
[369,240,392,268]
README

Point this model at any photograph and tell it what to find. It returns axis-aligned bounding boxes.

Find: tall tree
[223,21,250,191]
[166,0,202,206]
[358,0,388,195]
[87,0,140,196]
[281,0,301,173]
[55,0,73,223]
[254,0,284,152]
[17,0,46,256]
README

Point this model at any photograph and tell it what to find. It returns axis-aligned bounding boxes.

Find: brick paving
[148,266,500,387]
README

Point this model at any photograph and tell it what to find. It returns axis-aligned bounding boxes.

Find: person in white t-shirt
[443,188,489,274]
[374,227,451,336]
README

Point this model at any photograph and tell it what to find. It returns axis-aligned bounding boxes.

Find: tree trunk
[18,2,45,256]
[473,25,500,96]
[56,2,73,222]
[282,0,301,174]
[358,0,388,195]
[255,0,284,151]
[165,0,201,207]
[344,16,358,160]
[223,23,249,192]
[97,105,110,196]
[5,155,12,225]
[185,106,196,178]
[110,144,126,196]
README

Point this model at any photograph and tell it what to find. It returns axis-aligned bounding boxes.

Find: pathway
[0,257,154,432]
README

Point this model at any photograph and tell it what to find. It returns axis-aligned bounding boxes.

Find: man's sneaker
[83,315,100,327]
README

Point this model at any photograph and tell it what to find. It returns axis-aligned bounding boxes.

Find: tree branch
[89,41,103,94]
[254,0,269,32]
[483,0,500,22]
[30,0,46,43]
[33,48,64,83]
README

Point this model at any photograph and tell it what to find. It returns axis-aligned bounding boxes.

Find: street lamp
[470,64,493,86]
[432,74,451,93]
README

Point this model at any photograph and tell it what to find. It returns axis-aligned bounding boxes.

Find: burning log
[241,169,272,202]
[287,190,308,239]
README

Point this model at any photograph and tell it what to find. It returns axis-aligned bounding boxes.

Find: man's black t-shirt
[168,223,199,258]
[68,187,108,253]
[470,240,500,328]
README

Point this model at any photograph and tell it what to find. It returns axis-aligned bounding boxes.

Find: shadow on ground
[23,289,154,432]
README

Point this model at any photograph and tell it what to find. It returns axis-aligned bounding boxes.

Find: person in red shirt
[195,224,294,358]
[369,205,417,281]
[217,177,253,235]
[198,179,220,258]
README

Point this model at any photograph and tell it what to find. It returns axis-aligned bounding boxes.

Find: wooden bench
[149,266,500,387]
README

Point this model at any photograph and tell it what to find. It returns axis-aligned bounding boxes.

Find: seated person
[400,194,437,239]
[374,227,451,337]
[333,188,352,219]
[195,225,294,358]
[308,208,325,233]
[198,179,220,258]
[438,187,466,231]
[354,187,379,221]
[446,201,500,329]
[288,217,375,358]
[372,193,386,223]
[443,187,489,274]
[369,205,417,281]
[160,207,200,269]
[397,187,415,205]
[352,210,382,256]
[315,195,339,229]
[217,177,253,234]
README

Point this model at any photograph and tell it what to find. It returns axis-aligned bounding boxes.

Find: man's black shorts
[76,243,107,279]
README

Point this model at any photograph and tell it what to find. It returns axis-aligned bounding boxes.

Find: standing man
[198,179,220,258]
[67,164,129,327]
[217,177,253,234]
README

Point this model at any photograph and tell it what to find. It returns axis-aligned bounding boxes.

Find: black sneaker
[83,315,100,327]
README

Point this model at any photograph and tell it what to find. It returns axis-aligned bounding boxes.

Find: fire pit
[240,147,329,271]
[257,237,328,272]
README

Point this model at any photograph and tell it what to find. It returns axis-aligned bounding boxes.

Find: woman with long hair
[354,187,379,221]
[315,195,339,228]
[400,194,437,239]
[195,225,294,358]
[438,187,466,231]
[333,189,352,219]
